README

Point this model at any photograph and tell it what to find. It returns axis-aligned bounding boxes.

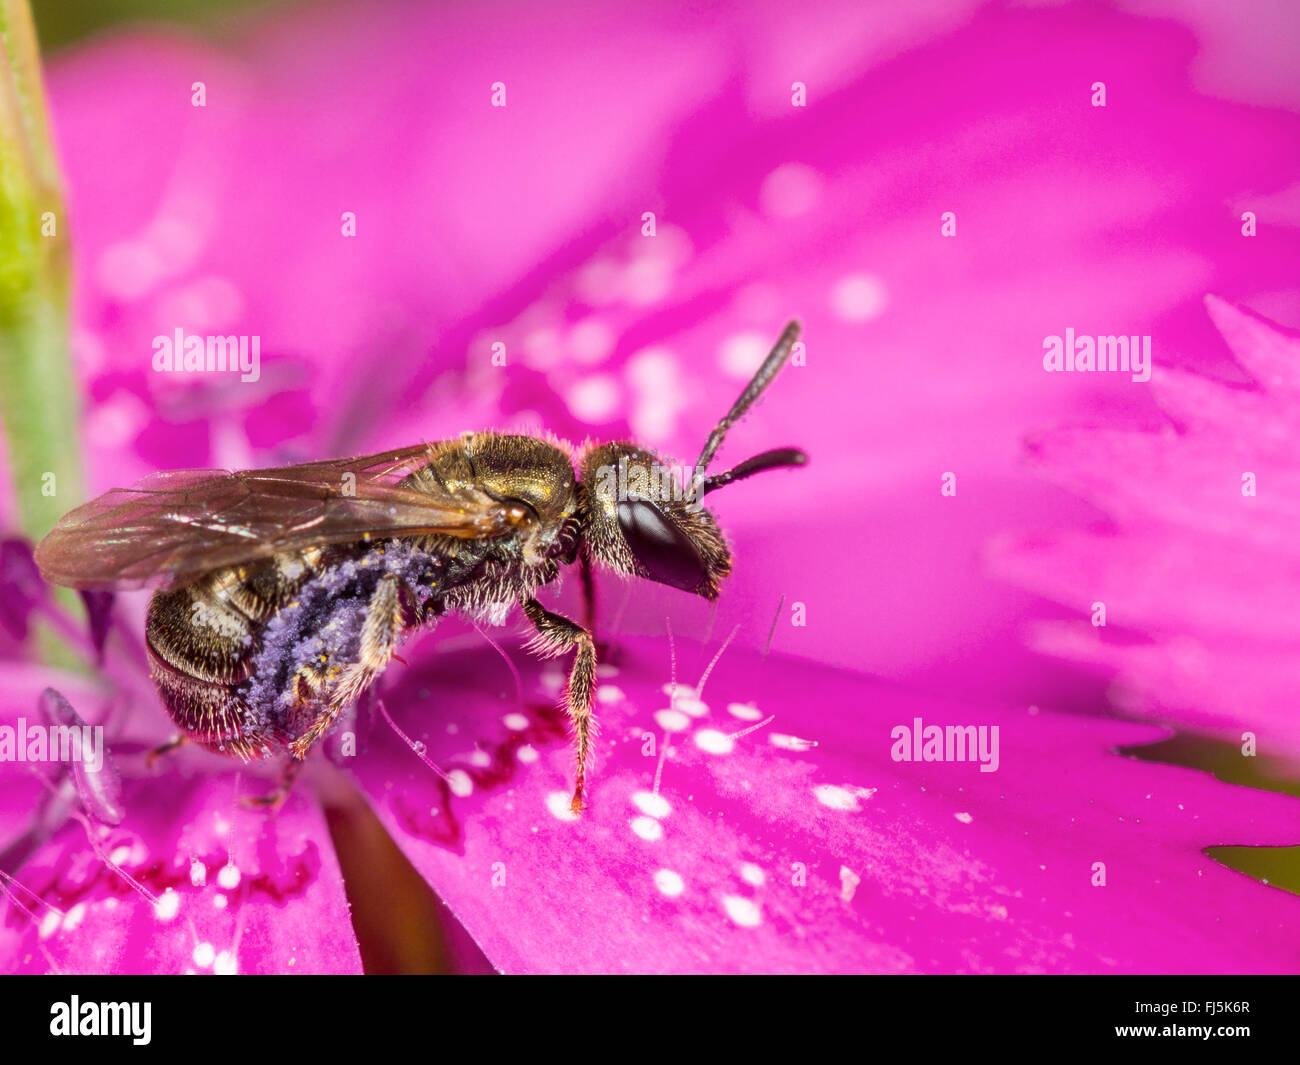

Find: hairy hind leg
[145,734,189,769]
[288,575,409,760]
[241,758,304,811]
[522,597,596,813]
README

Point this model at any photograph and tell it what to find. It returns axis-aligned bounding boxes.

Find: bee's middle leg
[522,597,596,813]
[580,550,596,637]
[288,575,410,760]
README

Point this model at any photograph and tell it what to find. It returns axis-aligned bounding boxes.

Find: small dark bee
[35,323,807,812]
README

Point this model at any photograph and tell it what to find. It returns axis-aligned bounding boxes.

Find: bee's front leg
[522,597,596,813]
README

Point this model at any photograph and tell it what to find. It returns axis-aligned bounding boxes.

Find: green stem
[0,0,82,540]
[0,0,83,664]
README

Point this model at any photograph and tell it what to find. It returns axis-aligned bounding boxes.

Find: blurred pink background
[1,0,1298,974]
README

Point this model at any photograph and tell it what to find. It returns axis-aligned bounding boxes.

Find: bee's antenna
[691,320,803,498]
[698,447,807,495]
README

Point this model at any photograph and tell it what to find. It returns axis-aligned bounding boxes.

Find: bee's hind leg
[288,574,410,760]
[241,758,304,812]
[522,597,596,813]
[145,734,189,769]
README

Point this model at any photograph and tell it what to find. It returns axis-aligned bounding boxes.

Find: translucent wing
[35,442,528,591]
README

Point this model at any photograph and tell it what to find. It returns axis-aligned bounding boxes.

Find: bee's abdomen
[147,584,253,686]
[145,553,313,758]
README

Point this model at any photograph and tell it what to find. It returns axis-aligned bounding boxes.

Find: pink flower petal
[992,299,1300,759]
[0,674,361,975]
[349,633,1300,973]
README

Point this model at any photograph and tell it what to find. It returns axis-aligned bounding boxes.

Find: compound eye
[616,499,706,591]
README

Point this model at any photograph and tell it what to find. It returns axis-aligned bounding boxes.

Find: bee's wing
[35,443,523,591]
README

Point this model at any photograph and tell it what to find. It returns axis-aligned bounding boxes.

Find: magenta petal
[0,672,361,977]
[45,0,1300,708]
[13,0,1298,977]
[0,540,47,641]
[348,634,1300,973]
[37,688,125,826]
[992,299,1300,759]
[1,773,361,975]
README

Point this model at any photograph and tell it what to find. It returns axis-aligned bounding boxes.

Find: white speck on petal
[189,861,207,887]
[626,347,679,392]
[448,770,474,797]
[813,784,861,811]
[622,256,673,305]
[694,729,735,755]
[831,273,887,321]
[568,318,615,364]
[722,895,762,928]
[213,951,238,976]
[154,890,180,922]
[39,911,61,940]
[654,709,691,732]
[192,942,215,968]
[576,258,621,305]
[740,863,765,886]
[631,400,679,444]
[155,275,243,331]
[718,332,769,379]
[503,712,529,730]
[770,733,818,751]
[728,702,763,721]
[566,374,621,422]
[517,744,539,764]
[84,393,148,450]
[217,864,241,891]
[631,816,664,841]
[522,327,563,369]
[674,693,708,717]
[632,791,671,819]
[955,811,974,824]
[840,865,861,903]
[546,792,581,821]
[760,163,822,218]
[96,240,163,301]
[654,869,685,897]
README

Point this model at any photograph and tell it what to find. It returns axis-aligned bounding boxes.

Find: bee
[35,323,807,812]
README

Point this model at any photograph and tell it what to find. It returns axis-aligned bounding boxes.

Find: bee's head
[579,443,732,599]
[577,321,807,600]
